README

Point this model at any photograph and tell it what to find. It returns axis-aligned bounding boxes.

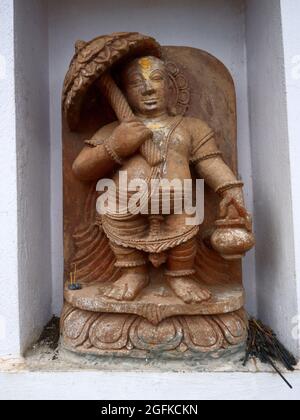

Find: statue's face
[122,56,169,117]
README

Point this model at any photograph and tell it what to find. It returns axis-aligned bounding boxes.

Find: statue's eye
[151,74,164,82]
[128,77,143,86]
[150,71,164,82]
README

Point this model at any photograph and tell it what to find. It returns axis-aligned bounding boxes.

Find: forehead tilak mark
[138,57,166,81]
[138,57,152,80]
[139,57,152,71]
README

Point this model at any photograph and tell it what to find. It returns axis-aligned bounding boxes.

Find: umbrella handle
[97,72,163,167]
[97,73,135,121]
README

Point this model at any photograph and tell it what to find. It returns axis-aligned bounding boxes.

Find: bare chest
[149,124,191,158]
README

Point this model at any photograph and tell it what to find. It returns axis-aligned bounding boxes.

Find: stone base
[64,281,245,325]
[60,304,248,359]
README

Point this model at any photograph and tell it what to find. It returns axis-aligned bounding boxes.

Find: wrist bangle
[215,181,244,195]
[84,139,98,148]
[103,136,123,165]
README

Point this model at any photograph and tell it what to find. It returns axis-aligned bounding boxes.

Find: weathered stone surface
[61,304,248,359]
[65,281,244,325]
[61,33,254,359]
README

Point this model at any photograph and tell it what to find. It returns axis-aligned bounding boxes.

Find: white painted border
[0,371,300,400]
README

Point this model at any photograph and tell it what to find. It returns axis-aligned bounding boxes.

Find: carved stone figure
[61,33,255,358]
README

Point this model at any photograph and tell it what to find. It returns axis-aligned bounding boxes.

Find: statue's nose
[141,80,155,96]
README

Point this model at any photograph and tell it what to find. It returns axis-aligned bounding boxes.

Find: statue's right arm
[72,122,119,181]
[72,144,117,181]
[72,120,152,181]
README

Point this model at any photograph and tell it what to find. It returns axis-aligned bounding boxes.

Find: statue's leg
[165,238,212,303]
[103,243,149,301]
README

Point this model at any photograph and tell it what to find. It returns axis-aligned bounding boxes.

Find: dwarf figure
[71,54,252,304]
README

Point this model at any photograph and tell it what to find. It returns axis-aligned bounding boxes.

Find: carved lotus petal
[89,314,136,350]
[181,316,224,352]
[213,313,248,345]
[129,318,183,351]
[63,309,98,348]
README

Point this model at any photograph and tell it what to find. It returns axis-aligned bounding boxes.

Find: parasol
[63,32,162,131]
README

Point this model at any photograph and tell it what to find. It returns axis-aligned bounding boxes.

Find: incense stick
[243,318,297,389]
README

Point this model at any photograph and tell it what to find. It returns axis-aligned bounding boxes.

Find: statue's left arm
[188,118,248,219]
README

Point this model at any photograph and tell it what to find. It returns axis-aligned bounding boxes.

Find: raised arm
[73,120,152,181]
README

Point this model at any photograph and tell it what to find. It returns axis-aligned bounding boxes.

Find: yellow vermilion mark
[139,57,151,70]
[139,57,152,80]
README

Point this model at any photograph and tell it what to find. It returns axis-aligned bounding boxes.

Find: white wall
[246,0,299,355]
[280,0,300,354]
[0,0,52,357]
[0,0,21,356]
[14,0,52,352]
[48,0,257,316]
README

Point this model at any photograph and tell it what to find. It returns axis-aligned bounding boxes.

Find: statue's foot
[104,269,149,301]
[167,277,212,304]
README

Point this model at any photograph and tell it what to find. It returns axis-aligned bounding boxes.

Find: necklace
[142,117,174,152]
[138,115,182,174]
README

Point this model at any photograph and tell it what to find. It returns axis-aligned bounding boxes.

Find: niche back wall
[47,0,255,315]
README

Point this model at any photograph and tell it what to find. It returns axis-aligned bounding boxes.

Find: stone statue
[61,33,255,358]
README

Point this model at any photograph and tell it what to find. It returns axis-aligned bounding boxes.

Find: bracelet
[215,181,244,195]
[103,136,123,165]
[84,139,98,148]
[191,151,222,164]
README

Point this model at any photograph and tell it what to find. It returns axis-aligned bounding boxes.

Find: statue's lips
[143,99,158,105]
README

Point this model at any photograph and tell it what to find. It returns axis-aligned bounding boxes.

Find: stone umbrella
[63,32,162,131]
